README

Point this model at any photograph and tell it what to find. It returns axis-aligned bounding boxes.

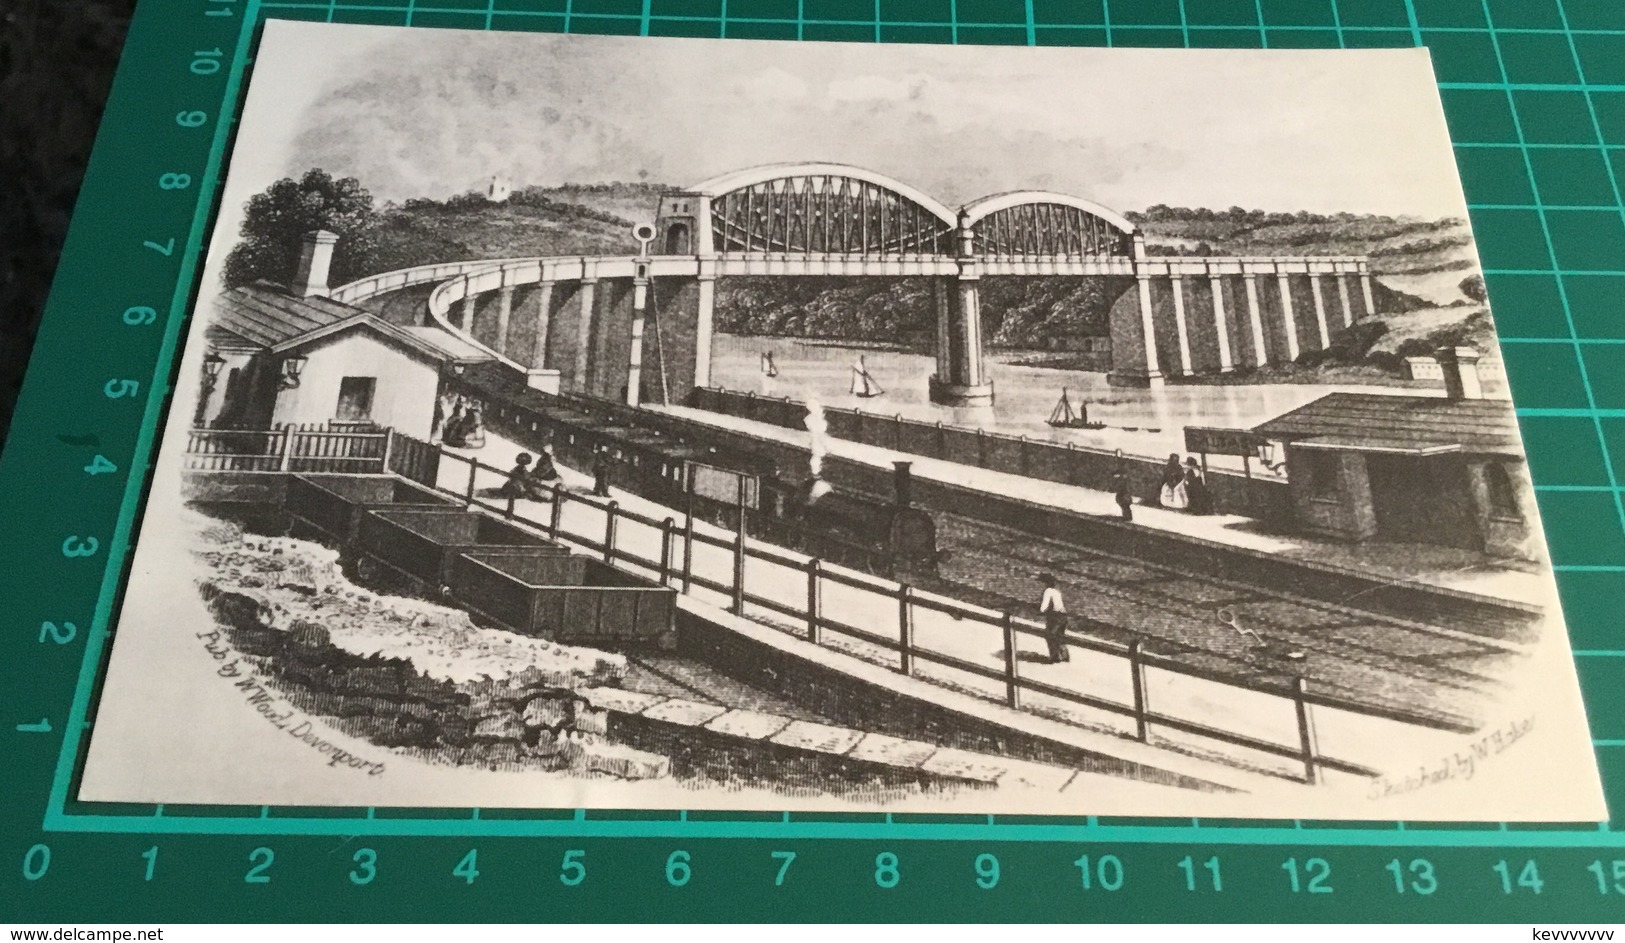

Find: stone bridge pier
[929,216,994,407]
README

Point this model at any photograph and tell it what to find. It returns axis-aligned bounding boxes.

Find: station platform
[656,405,1553,610]
[438,427,1469,788]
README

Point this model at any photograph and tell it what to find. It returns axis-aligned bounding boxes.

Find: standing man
[1038,573,1069,664]
[591,447,615,497]
[1112,471,1133,521]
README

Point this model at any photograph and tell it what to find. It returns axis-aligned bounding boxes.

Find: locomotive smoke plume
[804,397,828,478]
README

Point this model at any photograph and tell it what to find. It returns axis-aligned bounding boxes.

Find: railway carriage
[457,372,942,582]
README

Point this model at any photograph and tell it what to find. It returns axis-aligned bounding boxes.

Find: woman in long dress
[1159,453,1188,510]
[441,404,468,447]
[461,405,486,449]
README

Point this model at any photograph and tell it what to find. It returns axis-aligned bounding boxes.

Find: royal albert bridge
[332,162,1376,407]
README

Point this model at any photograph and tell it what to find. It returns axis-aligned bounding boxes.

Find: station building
[1248,348,1535,560]
[195,230,487,439]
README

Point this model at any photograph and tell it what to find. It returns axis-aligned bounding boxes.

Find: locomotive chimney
[893,461,913,508]
[1435,346,1483,400]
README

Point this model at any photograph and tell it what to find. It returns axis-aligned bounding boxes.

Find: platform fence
[433,446,1381,785]
[184,423,388,473]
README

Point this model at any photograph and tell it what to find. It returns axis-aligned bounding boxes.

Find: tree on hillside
[224,169,380,289]
[1459,273,1486,303]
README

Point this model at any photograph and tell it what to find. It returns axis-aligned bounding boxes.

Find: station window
[334,376,376,421]
[1485,462,1521,518]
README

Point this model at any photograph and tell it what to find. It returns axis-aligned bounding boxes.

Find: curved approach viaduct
[334,162,1376,407]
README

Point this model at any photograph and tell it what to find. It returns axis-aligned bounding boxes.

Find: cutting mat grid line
[16,0,1625,848]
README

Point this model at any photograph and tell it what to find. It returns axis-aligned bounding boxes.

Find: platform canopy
[1251,392,1522,458]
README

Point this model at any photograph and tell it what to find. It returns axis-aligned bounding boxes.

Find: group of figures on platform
[1153,454,1214,515]
[434,392,486,448]
[1105,454,1212,522]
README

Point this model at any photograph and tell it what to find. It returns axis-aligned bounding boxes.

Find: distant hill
[1131,205,1477,307]
[363,184,656,274]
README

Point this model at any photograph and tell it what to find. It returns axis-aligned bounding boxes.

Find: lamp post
[193,349,226,426]
[279,354,308,389]
[1256,439,1279,471]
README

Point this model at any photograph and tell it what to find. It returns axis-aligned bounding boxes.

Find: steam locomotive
[721,461,942,581]
[450,368,943,582]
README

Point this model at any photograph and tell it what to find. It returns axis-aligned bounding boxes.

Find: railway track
[449,368,1531,728]
[918,513,1514,727]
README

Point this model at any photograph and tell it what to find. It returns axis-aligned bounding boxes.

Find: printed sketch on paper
[77,20,1608,820]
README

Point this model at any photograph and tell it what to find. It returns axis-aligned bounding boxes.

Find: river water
[710,333,1443,473]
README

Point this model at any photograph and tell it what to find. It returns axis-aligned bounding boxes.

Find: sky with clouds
[220,21,1471,233]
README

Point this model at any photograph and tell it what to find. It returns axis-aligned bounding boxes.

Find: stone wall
[689,386,1292,520]
[201,583,668,778]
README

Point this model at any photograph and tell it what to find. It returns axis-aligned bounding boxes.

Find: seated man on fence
[498,452,553,501]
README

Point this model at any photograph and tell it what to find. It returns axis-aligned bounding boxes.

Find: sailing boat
[1047,388,1105,429]
[850,355,883,399]
[761,351,779,378]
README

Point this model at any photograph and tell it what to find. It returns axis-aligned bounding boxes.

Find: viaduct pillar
[929,212,995,406]
[1275,265,1300,363]
[1309,275,1330,349]
[1243,271,1268,367]
[459,277,476,332]
[574,260,599,394]
[1170,275,1193,376]
[1358,262,1376,321]
[494,283,514,357]
[693,271,716,391]
[530,280,554,369]
[1107,235,1164,388]
[1337,274,1355,329]
[1207,264,1234,373]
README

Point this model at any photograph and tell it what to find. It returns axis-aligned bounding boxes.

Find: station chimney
[292,229,338,298]
[1435,346,1483,400]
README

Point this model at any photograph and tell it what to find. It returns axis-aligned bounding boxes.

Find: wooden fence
[436,447,1387,785]
[184,424,440,484]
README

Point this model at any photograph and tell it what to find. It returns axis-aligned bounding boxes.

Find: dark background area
[1,0,135,451]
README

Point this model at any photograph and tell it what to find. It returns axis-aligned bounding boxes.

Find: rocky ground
[190,511,670,778]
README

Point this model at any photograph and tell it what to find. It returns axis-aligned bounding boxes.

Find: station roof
[211,281,366,348]
[1251,391,1522,458]
[208,282,489,364]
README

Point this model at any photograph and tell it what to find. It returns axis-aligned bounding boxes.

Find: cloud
[264,29,1466,218]
[742,68,810,102]
[825,74,919,103]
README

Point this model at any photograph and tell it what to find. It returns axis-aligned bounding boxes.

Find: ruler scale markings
[43,0,263,829]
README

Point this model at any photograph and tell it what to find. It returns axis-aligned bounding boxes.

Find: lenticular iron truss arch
[690,162,961,256]
[959,190,1138,261]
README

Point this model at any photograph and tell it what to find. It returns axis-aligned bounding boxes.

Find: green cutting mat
[6,0,1625,922]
